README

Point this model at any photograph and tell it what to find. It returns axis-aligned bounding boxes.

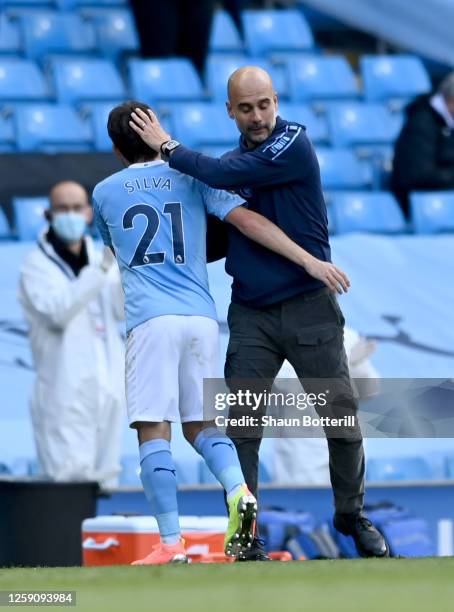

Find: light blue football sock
[194,427,245,499]
[139,439,180,545]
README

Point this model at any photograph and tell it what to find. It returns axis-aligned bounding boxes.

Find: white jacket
[18,233,126,488]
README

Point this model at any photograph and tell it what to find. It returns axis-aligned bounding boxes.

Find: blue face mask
[52,212,87,242]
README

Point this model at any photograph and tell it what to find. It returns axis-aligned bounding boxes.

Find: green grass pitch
[2,558,454,612]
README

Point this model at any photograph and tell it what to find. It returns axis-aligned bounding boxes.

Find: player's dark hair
[107,100,159,164]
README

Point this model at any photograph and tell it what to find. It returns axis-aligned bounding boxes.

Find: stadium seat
[0,58,49,102]
[360,55,431,103]
[19,12,96,60]
[326,102,403,148]
[14,104,93,151]
[50,57,126,104]
[209,10,243,53]
[84,101,117,151]
[199,145,233,158]
[242,9,314,56]
[13,196,49,241]
[410,191,454,234]
[285,55,358,102]
[0,15,21,54]
[0,208,11,239]
[205,54,288,101]
[316,148,372,189]
[444,455,454,479]
[118,455,141,486]
[330,192,406,234]
[366,457,434,481]
[0,114,15,152]
[54,0,127,6]
[170,103,237,150]
[2,0,54,6]
[72,0,127,5]
[81,8,139,60]
[277,103,329,144]
[129,58,204,103]
[199,461,219,485]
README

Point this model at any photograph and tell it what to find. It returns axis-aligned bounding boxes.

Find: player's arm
[129,107,304,190]
[225,206,349,294]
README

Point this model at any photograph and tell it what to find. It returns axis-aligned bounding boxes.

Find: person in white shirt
[18,181,125,488]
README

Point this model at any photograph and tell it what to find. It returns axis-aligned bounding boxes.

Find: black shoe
[333,512,389,558]
[236,537,271,561]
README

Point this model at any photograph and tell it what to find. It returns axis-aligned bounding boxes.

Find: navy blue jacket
[169,116,331,308]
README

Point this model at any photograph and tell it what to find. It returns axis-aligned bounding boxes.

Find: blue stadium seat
[19,12,96,60]
[13,196,49,241]
[55,0,127,6]
[0,15,21,54]
[84,101,117,151]
[200,145,233,158]
[242,9,314,56]
[171,103,237,149]
[410,191,454,234]
[0,207,12,239]
[175,457,203,485]
[444,454,454,479]
[50,57,126,103]
[118,455,141,486]
[82,8,139,60]
[2,0,54,6]
[361,55,431,103]
[0,58,49,102]
[327,102,402,148]
[286,55,358,102]
[199,461,219,485]
[0,114,15,152]
[316,148,372,190]
[14,104,93,151]
[129,58,204,103]
[205,54,288,101]
[330,192,406,234]
[209,10,243,53]
[73,0,127,5]
[366,457,434,481]
[277,103,329,144]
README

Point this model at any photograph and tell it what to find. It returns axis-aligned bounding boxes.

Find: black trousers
[224,289,365,515]
[129,0,216,75]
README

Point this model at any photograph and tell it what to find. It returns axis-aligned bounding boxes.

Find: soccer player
[129,67,389,560]
[93,100,335,565]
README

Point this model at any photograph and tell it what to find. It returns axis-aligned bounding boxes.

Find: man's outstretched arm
[129,107,303,190]
[225,206,350,294]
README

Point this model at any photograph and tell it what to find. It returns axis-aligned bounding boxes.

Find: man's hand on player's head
[129,107,171,153]
[304,256,350,294]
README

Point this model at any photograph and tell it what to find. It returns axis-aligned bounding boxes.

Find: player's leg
[178,316,257,556]
[126,316,187,565]
[284,290,388,557]
[184,421,257,557]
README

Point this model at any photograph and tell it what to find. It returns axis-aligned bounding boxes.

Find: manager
[130,66,388,560]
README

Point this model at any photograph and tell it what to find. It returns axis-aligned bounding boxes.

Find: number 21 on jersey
[123,202,185,268]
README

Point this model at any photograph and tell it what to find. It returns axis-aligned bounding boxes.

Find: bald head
[49,181,89,210]
[47,181,92,240]
[227,66,275,102]
[226,66,278,148]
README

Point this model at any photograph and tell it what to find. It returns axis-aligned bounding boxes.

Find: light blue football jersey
[93,160,243,332]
